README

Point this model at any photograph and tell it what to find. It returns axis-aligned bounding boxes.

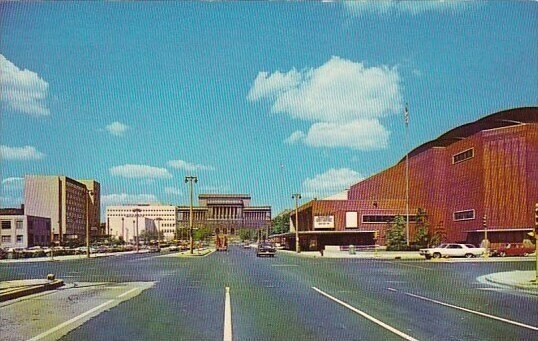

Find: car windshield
[437,244,448,248]
[465,244,476,248]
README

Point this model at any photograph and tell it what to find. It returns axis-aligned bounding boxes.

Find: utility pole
[86,189,94,258]
[185,176,198,254]
[292,193,301,253]
[155,217,162,248]
[405,104,410,246]
[483,214,489,258]
[133,208,142,253]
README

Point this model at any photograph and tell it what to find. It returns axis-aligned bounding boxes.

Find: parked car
[257,243,276,257]
[419,243,485,259]
[169,245,180,252]
[148,245,161,253]
[491,243,536,257]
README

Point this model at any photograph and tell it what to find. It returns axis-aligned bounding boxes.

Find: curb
[484,276,538,295]
[0,280,65,302]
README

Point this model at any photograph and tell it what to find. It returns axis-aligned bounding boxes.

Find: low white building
[106,204,178,242]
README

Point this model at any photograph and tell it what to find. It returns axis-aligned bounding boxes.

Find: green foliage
[385,215,407,251]
[238,228,254,241]
[413,208,430,247]
[139,230,164,243]
[272,211,291,234]
[193,226,213,241]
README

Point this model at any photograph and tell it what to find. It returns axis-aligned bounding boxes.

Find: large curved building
[288,107,537,251]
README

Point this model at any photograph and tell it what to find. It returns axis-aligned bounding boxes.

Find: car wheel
[500,252,506,257]
[524,253,529,257]
[424,255,432,260]
[432,253,441,259]
[465,253,473,258]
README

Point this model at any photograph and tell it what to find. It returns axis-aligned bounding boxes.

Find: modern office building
[106,204,178,242]
[177,194,271,236]
[287,107,537,250]
[24,175,101,242]
[0,205,51,249]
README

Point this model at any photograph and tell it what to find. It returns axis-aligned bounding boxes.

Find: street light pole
[292,193,301,253]
[133,208,142,253]
[86,189,94,258]
[405,104,410,247]
[483,214,489,258]
[185,176,198,255]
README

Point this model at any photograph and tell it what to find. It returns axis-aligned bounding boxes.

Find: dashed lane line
[224,287,232,341]
[312,286,419,341]
[389,288,538,331]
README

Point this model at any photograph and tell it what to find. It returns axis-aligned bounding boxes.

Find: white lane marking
[223,286,232,341]
[117,287,138,298]
[395,263,434,271]
[28,299,115,341]
[396,289,538,331]
[271,264,298,267]
[312,287,419,341]
[387,288,397,292]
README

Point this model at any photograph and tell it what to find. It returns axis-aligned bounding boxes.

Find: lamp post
[155,217,163,247]
[185,176,198,254]
[86,189,94,258]
[483,214,489,258]
[292,193,301,253]
[404,104,410,246]
[133,208,142,253]
[121,217,125,242]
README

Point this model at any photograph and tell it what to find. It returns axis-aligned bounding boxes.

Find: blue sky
[1,2,537,217]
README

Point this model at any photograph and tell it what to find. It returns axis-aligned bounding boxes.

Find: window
[1,236,11,243]
[16,220,23,229]
[454,210,475,221]
[452,148,474,164]
[362,215,417,223]
[1,220,11,230]
[447,244,462,249]
[16,235,23,243]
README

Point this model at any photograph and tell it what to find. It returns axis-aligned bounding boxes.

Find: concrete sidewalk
[0,250,150,264]
[0,278,64,302]
[278,249,424,260]
[484,270,538,293]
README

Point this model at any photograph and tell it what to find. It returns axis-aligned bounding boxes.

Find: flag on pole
[404,103,409,126]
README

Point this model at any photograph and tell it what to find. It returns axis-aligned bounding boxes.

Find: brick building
[288,107,537,250]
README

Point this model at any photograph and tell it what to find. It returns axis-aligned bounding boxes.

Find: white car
[419,243,485,259]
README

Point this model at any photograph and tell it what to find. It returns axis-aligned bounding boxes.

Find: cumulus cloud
[303,119,390,150]
[105,121,129,136]
[303,168,364,198]
[167,159,214,172]
[248,56,402,150]
[164,187,182,195]
[0,54,50,116]
[284,130,306,145]
[343,1,468,16]
[101,193,159,206]
[1,145,45,160]
[1,177,24,188]
[110,164,173,179]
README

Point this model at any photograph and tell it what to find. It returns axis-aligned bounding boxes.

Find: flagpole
[405,104,410,247]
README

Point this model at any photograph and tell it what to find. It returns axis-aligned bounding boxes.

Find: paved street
[1,247,536,340]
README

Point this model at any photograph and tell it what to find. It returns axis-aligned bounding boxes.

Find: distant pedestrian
[319,248,324,257]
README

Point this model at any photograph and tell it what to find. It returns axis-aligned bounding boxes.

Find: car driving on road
[419,243,485,259]
[256,242,276,257]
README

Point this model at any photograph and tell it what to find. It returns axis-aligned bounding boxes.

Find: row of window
[1,235,23,243]
[361,215,418,223]
[453,148,474,164]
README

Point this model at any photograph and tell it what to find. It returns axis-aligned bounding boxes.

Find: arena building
[286,107,537,251]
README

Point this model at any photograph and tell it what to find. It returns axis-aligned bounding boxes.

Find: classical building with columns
[177,194,271,236]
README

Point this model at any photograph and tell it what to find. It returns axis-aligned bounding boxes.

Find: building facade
[289,107,538,249]
[107,204,178,242]
[177,194,271,236]
[0,205,51,249]
[24,175,101,242]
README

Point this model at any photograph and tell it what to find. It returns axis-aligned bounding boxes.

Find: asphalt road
[1,247,536,340]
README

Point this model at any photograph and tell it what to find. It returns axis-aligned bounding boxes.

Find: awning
[467,228,533,233]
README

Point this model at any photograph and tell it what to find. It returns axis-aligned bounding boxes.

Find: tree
[193,227,213,241]
[238,229,252,242]
[272,211,291,234]
[413,208,430,248]
[385,215,407,251]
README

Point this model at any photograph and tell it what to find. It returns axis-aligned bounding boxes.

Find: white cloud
[167,159,214,172]
[110,164,173,179]
[1,177,24,188]
[284,130,306,144]
[105,121,129,136]
[1,145,45,161]
[343,1,468,16]
[164,187,182,195]
[248,56,402,150]
[101,193,159,206]
[303,168,364,198]
[0,54,50,116]
[303,119,390,150]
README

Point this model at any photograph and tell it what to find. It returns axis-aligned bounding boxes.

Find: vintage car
[490,243,535,257]
[419,243,486,259]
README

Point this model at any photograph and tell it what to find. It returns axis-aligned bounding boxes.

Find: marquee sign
[314,215,334,229]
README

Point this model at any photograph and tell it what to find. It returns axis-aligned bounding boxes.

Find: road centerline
[224,286,232,341]
[312,286,420,341]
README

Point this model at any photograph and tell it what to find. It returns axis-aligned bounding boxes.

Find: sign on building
[314,215,334,229]
[345,212,358,228]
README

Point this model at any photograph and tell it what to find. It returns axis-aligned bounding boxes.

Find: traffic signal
[482,215,487,228]
[535,203,538,227]
[373,230,379,240]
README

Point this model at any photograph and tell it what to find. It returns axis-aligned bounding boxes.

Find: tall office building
[24,175,101,242]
